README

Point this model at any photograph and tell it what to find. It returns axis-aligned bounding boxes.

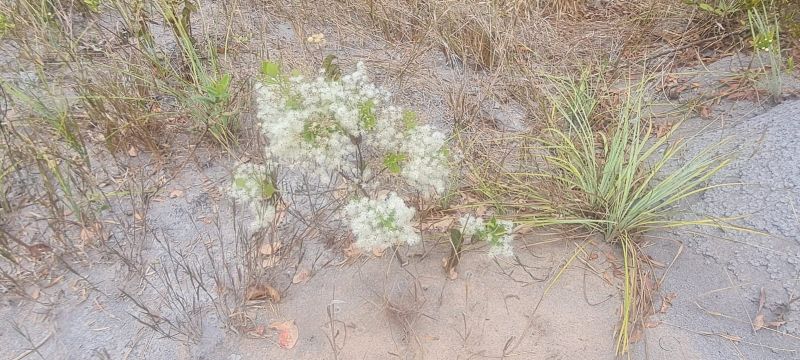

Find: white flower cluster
[256,62,384,176]
[345,192,421,250]
[457,215,515,257]
[230,163,277,231]
[458,214,485,238]
[255,62,449,195]
[399,125,449,195]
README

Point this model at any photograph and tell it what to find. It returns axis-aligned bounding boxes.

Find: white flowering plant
[229,162,279,231]
[344,192,421,250]
[249,59,450,252]
[456,215,515,257]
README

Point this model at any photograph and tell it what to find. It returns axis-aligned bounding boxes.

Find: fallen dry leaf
[768,320,786,329]
[292,268,311,284]
[79,222,106,245]
[28,286,41,300]
[514,224,533,235]
[127,146,139,157]
[428,217,455,231]
[440,256,459,280]
[448,266,458,280]
[659,292,677,314]
[644,320,661,328]
[343,243,361,258]
[270,320,298,349]
[629,327,644,343]
[699,105,712,119]
[27,243,52,259]
[654,122,673,138]
[753,313,766,330]
[246,284,280,302]
[261,256,279,268]
[602,269,614,284]
[169,189,184,198]
[332,185,349,200]
[259,241,282,256]
[372,244,389,257]
[246,324,266,337]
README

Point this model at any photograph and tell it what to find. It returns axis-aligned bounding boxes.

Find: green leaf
[261,60,281,81]
[234,177,246,189]
[261,181,276,198]
[383,153,406,174]
[359,100,377,130]
[322,55,341,81]
[449,229,463,248]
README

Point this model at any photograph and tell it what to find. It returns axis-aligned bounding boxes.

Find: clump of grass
[510,73,733,353]
[537,75,732,239]
[748,3,783,102]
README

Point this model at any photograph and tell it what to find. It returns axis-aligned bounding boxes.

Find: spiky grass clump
[516,74,733,353]
[539,76,733,240]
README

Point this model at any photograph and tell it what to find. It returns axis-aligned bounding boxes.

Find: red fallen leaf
[270,320,298,349]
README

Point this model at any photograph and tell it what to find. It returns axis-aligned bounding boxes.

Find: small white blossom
[345,192,420,250]
[487,238,514,257]
[230,163,278,230]
[399,125,449,196]
[485,219,515,258]
[250,202,277,231]
[458,214,485,238]
[456,215,514,257]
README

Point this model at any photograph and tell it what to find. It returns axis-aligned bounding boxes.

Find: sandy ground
[2,100,800,359]
[2,3,800,359]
